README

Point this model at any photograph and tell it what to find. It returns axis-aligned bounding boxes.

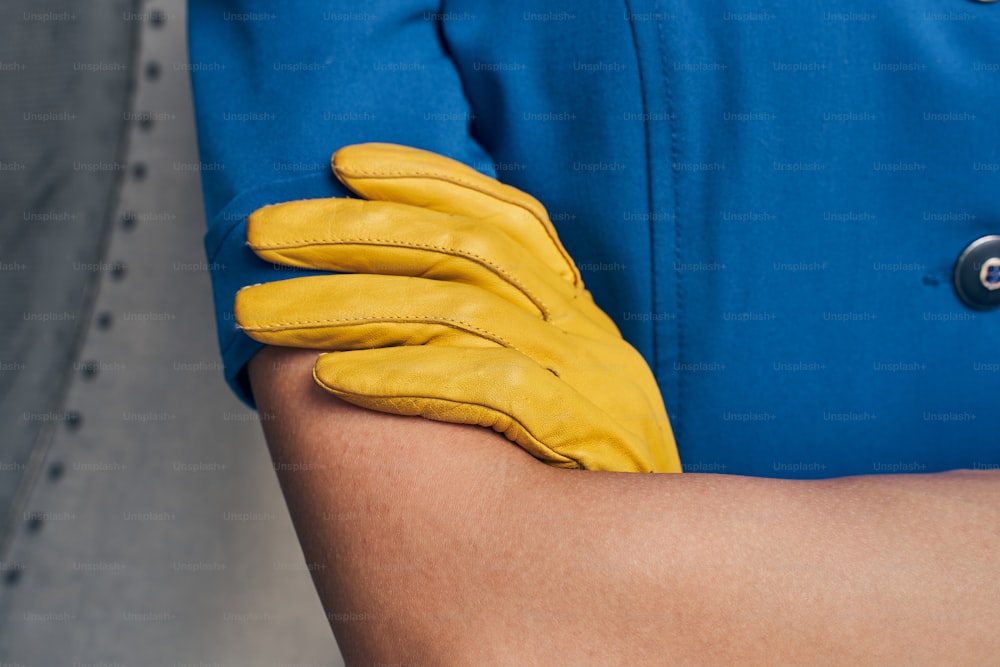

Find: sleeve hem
[204,171,350,407]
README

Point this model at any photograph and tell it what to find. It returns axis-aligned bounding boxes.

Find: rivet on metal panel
[3,567,22,587]
[110,263,127,281]
[79,360,99,380]
[25,515,43,534]
[121,211,137,230]
[65,411,82,430]
[144,61,161,82]
[47,462,65,482]
[96,311,114,330]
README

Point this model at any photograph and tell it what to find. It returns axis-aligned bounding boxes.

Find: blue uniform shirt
[189,1,1000,479]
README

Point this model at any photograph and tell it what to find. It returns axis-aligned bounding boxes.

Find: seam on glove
[310,381,579,468]
[240,315,521,352]
[335,166,579,286]
[250,236,553,320]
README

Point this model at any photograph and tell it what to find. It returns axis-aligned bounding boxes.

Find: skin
[251,345,1000,666]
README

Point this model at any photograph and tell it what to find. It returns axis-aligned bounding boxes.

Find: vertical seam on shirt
[652,0,685,425]
[435,0,496,168]
[623,0,658,374]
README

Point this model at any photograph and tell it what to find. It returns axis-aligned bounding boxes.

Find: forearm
[250,346,531,662]
[251,346,1000,665]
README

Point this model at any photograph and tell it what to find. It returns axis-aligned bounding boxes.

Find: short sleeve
[188,0,497,405]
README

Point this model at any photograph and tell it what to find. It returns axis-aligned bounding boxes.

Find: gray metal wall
[0,2,344,664]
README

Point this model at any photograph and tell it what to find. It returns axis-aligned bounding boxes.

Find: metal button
[953,235,1000,309]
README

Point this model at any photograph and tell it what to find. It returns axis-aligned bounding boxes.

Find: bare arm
[251,346,1000,666]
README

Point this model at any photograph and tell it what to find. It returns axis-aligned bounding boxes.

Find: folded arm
[252,345,1000,666]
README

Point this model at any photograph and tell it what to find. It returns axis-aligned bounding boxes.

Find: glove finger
[313,346,678,473]
[246,197,578,322]
[235,273,607,359]
[331,143,581,287]
[236,272,679,470]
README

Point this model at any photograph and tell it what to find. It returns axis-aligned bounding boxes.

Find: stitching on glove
[310,380,578,467]
[336,167,579,285]
[252,236,554,320]
[242,315,521,351]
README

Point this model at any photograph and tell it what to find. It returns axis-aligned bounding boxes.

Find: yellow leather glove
[235,143,681,473]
